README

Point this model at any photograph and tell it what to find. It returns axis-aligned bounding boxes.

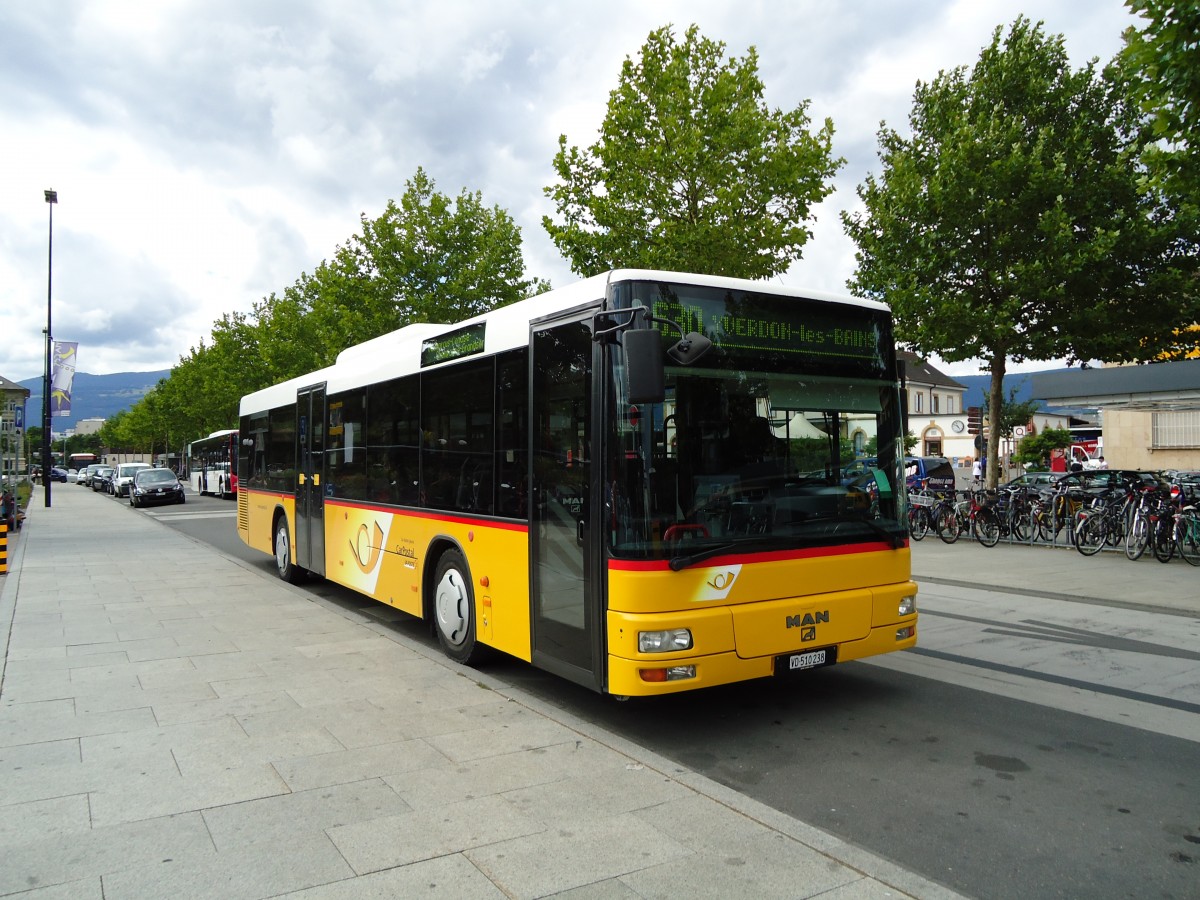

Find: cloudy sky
[1,1,1138,383]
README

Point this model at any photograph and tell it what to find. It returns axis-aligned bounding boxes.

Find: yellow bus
[236,269,917,696]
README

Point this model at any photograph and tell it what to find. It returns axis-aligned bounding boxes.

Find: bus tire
[274,518,304,584]
[433,548,485,665]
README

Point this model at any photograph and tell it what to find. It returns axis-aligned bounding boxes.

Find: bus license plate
[775,647,836,675]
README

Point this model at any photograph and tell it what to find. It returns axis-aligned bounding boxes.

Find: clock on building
[951,420,966,433]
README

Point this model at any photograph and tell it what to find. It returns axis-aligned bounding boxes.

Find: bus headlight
[638,629,693,653]
[898,594,916,616]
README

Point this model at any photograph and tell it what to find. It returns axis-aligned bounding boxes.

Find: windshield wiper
[669,542,738,571]
[668,536,797,571]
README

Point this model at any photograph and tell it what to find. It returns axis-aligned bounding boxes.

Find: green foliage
[1013,426,1072,468]
[543,24,842,278]
[843,16,1200,485]
[1121,0,1200,197]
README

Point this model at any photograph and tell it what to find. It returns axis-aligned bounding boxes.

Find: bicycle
[1124,485,1162,561]
[1073,485,1135,557]
[995,485,1035,543]
[907,480,939,541]
[936,489,1000,547]
[1034,483,1085,546]
[1173,498,1200,566]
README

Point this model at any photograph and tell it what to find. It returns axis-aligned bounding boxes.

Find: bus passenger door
[296,384,327,577]
[530,314,601,690]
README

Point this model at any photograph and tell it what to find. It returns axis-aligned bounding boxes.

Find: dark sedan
[90,466,114,492]
[1047,469,1165,497]
[50,467,69,482]
[129,468,186,507]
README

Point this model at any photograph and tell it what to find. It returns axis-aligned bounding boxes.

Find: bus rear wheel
[433,548,485,665]
[274,518,304,584]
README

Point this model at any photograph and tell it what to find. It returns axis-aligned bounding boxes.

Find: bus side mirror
[624,328,665,404]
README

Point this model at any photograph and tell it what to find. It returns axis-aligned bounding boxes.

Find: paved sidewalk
[0,487,961,899]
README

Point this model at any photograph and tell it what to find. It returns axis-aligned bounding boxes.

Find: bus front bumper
[606,618,918,697]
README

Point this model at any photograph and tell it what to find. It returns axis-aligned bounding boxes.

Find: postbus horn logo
[351,521,385,573]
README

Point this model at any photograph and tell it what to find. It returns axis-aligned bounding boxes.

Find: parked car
[129,467,186,507]
[1048,469,1164,497]
[90,466,114,491]
[50,467,69,482]
[111,462,152,497]
[1000,471,1058,491]
[80,463,103,486]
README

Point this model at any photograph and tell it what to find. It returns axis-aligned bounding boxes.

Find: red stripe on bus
[607,540,904,571]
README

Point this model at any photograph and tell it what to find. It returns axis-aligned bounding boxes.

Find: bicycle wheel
[1125,513,1149,561]
[1009,505,1030,542]
[909,506,930,541]
[1074,511,1105,557]
[974,508,1000,547]
[936,508,960,544]
[1175,511,1200,567]
[1153,516,1175,563]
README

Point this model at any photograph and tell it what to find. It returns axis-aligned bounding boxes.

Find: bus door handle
[577,519,585,545]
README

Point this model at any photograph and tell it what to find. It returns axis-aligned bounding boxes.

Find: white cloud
[0,0,1136,382]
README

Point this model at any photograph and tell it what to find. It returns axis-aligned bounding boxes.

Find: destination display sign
[421,322,486,367]
[642,285,891,376]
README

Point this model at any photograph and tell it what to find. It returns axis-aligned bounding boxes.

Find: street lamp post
[43,189,56,508]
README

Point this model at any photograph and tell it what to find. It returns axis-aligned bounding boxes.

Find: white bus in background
[186,428,238,498]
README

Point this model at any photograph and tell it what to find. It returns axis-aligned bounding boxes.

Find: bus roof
[239,269,886,417]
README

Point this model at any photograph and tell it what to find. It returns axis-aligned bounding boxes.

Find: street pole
[43,189,57,508]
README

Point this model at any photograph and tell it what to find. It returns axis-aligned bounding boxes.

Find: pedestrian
[972,457,982,485]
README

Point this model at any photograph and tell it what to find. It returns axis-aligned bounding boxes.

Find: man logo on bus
[351,521,385,574]
[786,611,829,629]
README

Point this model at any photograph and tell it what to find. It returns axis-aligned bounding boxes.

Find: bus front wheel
[433,549,484,665]
[274,518,304,584]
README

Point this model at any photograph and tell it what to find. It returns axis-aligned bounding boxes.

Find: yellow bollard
[0,521,7,574]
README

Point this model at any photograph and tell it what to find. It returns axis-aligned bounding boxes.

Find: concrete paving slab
[0,794,91,847]
[270,737,452,793]
[327,793,550,874]
[202,778,410,852]
[464,811,694,897]
[0,811,213,895]
[101,830,354,900]
[279,854,508,899]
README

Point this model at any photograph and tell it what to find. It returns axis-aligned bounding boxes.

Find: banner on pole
[51,341,78,417]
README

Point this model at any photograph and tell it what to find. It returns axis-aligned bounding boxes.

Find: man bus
[236,269,917,696]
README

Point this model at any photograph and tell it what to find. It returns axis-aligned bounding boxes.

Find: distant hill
[18,370,170,431]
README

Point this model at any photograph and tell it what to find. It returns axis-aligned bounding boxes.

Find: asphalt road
[138,489,1200,900]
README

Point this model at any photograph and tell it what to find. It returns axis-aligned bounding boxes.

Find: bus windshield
[606,280,907,562]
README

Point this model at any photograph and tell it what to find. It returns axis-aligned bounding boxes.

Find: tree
[1121,0,1200,197]
[1013,426,1073,469]
[843,16,1200,488]
[543,24,842,278]
[337,167,548,336]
